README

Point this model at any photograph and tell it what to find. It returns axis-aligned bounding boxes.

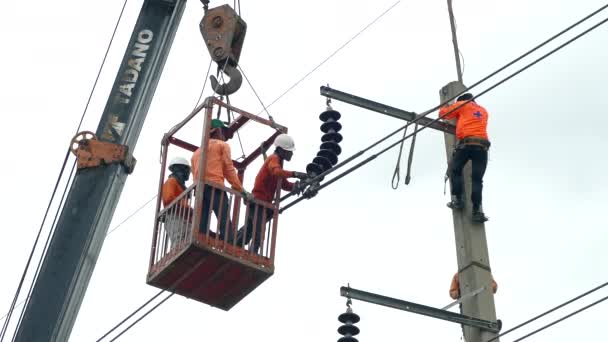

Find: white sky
[2,0,608,341]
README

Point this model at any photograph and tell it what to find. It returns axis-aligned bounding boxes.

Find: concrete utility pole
[441,82,499,342]
[443,1,499,340]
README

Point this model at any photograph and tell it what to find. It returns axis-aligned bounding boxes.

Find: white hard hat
[273,134,295,151]
[168,156,190,169]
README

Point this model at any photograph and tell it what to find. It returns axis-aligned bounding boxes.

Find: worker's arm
[221,143,244,192]
[267,155,295,178]
[439,101,463,121]
[449,273,460,300]
[491,278,498,294]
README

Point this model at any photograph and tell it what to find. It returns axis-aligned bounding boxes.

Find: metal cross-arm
[340,286,501,333]
[320,86,455,135]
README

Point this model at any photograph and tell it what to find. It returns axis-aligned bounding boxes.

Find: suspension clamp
[70,131,136,174]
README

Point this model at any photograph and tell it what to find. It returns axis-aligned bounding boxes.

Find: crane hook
[210,64,243,96]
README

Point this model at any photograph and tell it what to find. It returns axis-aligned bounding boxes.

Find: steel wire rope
[510,294,608,342]
[259,0,401,115]
[484,280,608,342]
[237,64,274,121]
[280,14,608,212]
[0,2,130,339]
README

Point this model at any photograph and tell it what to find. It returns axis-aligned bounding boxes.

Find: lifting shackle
[200,4,247,96]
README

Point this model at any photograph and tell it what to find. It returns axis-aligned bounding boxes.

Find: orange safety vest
[439,101,489,141]
[162,176,189,209]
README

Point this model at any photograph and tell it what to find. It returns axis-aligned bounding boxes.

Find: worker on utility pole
[235,134,309,252]
[162,157,193,245]
[191,119,252,241]
[449,272,498,300]
[440,93,491,223]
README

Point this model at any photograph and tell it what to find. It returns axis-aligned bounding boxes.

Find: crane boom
[14,1,186,340]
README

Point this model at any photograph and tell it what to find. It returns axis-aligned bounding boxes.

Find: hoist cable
[484,280,608,342]
[261,0,401,115]
[511,294,608,342]
[279,4,608,203]
[280,13,608,212]
[237,64,274,121]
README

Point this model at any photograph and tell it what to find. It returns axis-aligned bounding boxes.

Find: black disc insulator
[320,109,341,122]
[321,141,342,156]
[322,132,343,143]
[321,121,342,134]
[337,337,358,342]
[306,163,324,176]
[313,156,333,172]
[338,312,360,324]
[338,324,360,336]
[317,149,338,165]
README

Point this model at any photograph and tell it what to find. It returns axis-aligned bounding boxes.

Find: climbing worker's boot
[447,195,463,210]
[472,207,489,223]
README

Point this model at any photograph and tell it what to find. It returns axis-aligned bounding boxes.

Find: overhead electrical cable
[280,12,608,211]
[0,2,131,338]
[484,280,608,342]
[260,0,401,115]
[511,294,608,342]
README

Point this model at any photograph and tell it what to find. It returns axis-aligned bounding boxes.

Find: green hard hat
[211,119,226,129]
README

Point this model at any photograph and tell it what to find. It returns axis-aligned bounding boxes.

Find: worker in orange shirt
[161,157,193,245]
[440,93,491,223]
[449,272,497,300]
[235,134,308,252]
[191,119,251,241]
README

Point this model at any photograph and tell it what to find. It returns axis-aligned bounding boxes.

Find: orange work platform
[147,97,288,310]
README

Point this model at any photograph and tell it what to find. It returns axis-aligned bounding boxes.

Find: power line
[511,293,608,342]
[9,163,77,342]
[281,12,608,211]
[1,2,130,339]
[77,0,130,132]
[261,0,401,115]
[0,153,73,342]
[106,195,157,236]
[484,280,608,342]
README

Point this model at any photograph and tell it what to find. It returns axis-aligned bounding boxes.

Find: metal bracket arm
[340,286,501,333]
[71,131,136,174]
[320,86,455,135]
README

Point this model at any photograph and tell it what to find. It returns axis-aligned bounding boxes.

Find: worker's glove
[292,171,309,180]
[292,181,305,196]
[302,182,319,199]
[241,190,254,204]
